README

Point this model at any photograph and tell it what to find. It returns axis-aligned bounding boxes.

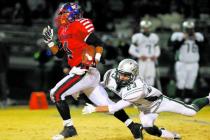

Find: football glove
[82,103,96,114]
[42,25,54,44]
[69,67,88,75]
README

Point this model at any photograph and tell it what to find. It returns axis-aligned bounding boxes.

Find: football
[82,45,96,66]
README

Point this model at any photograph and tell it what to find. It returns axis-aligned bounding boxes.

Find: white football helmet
[182,20,195,35]
[140,20,152,35]
[116,59,139,86]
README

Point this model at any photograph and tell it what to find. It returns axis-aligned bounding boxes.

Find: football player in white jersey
[82,59,210,140]
[129,20,160,86]
[170,20,204,102]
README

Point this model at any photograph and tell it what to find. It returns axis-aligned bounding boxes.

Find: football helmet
[182,20,195,36]
[140,20,152,36]
[55,2,82,26]
[116,59,139,86]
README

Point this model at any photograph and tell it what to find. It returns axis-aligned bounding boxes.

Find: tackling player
[170,20,204,102]
[129,20,160,86]
[42,2,142,140]
[83,59,210,140]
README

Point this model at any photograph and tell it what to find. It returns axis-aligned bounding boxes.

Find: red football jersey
[57,18,94,67]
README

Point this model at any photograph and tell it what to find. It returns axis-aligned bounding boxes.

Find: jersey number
[146,44,152,54]
[185,42,198,53]
[127,82,137,91]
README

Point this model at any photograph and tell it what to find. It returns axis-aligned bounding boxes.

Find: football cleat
[173,132,181,140]
[52,134,64,140]
[160,128,181,140]
[52,126,77,140]
[128,123,143,140]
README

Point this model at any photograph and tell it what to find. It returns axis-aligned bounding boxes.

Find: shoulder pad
[121,80,144,102]
[122,88,142,102]
[103,69,115,79]
[171,32,184,41]
[103,69,117,90]
[77,18,94,33]
[195,32,204,42]
[150,33,159,43]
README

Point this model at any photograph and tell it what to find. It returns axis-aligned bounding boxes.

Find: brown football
[82,45,96,66]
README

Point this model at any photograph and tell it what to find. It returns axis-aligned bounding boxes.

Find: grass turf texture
[0,106,210,140]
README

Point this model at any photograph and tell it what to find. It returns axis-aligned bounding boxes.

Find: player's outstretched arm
[82,100,131,114]
[82,103,109,114]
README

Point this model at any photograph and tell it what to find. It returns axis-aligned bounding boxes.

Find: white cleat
[173,132,181,140]
[52,134,64,140]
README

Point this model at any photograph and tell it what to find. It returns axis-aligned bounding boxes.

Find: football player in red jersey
[43,2,143,140]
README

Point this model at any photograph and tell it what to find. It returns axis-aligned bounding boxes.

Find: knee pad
[144,126,162,137]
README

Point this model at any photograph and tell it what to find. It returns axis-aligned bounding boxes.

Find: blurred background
[1,0,210,106]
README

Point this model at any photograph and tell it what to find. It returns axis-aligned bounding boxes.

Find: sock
[184,89,193,98]
[191,97,209,111]
[114,109,134,128]
[144,126,162,137]
[55,100,71,120]
[125,119,133,127]
[63,119,73,127]
[176,88,184,99]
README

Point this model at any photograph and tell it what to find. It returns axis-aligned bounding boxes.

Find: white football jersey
[103,69,163,113]
[171,32,204,63]
[129,33,160,58]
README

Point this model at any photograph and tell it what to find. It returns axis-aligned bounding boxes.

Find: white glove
[69,67,88,75]
[42,25,54,45]
[94,53,101,64]
[82,103,96,114]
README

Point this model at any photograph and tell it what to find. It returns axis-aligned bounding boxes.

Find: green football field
[0,105,210,140]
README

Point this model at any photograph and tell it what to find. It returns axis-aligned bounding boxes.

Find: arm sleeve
[85,32,103,46]
[79,18,95,42]
[54,41,65,58]
[154,45,161,57]
[153,34,160,57]
[102,69,112,85]
[171,40,185,52]
[108,100,132,114]
[55,48,65,58]
[129,34,142,57]
[129,44,141,58]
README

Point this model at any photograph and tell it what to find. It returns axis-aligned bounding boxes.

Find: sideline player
[42,2,142,140]
[129,20,160,86]
[83,59,210,139]
[170,20,204,102]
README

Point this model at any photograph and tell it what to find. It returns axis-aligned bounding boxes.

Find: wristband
[48,42,55,48]
[95,53,101,61]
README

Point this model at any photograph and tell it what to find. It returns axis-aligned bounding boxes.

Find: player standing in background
[129,20,160,86]
[170,20,204,103]
[42,2,142,140]
[83,59,210,140]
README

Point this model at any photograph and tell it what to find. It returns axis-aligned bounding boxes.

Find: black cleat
[60,126,77,138]
[128,123,143,140]
[52,126,78,140]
